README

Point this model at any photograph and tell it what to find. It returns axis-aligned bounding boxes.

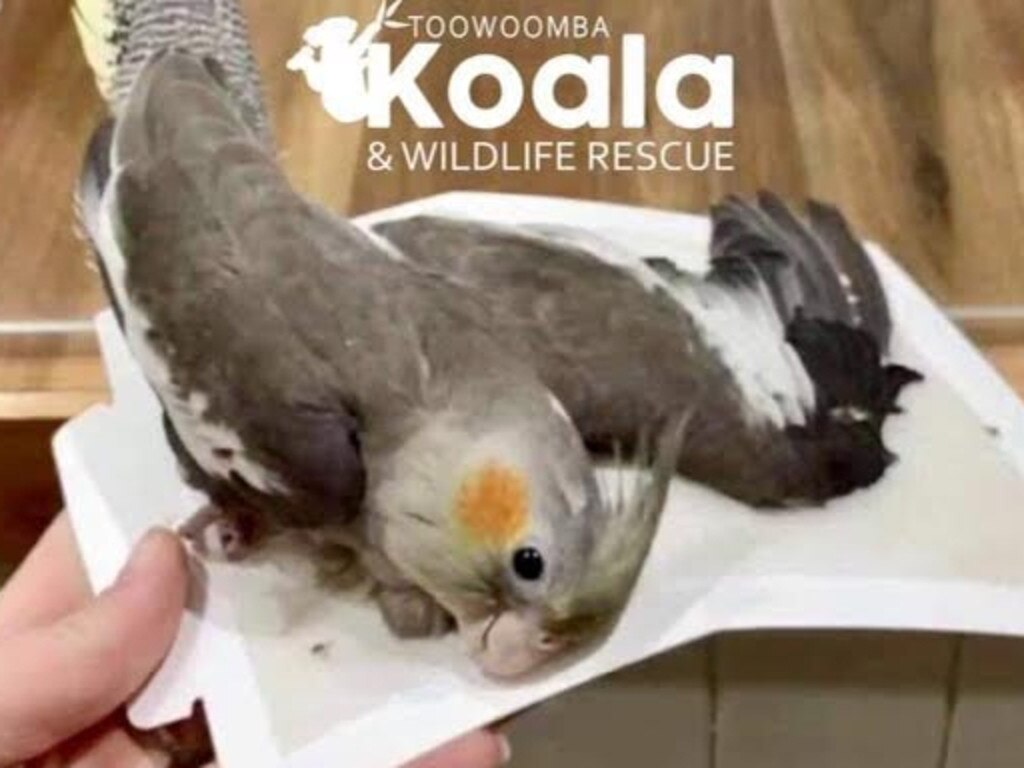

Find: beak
[459,610,566,679]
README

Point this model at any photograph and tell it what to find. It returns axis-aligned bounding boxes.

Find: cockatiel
[71,0,685,679]
[369,198,923,507]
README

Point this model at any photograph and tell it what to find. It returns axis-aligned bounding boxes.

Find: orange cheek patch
[456,462,530,548]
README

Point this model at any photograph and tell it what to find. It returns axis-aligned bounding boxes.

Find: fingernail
[137,748,173,768]
[497,733,512,765]
[116,528,170,587]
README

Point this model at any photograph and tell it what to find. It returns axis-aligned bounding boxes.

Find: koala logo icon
[287,0,407,124]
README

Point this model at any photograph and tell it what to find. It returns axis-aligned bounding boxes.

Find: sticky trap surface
[54,193,1024,768]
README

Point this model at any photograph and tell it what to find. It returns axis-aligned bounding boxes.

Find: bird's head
[373,394,687,679]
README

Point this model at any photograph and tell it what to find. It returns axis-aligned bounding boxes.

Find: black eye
[512,547,545,581]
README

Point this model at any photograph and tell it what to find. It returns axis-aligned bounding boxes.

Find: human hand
[0,515,187,766]
[0,515,510,767]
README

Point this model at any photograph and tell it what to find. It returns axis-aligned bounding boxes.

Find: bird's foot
[375,584,454,638]
[178,503,261,562]
[314,542,366,591]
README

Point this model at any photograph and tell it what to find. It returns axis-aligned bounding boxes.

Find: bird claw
[314,543,366,591]
[375,585,454,638]
[178,503,260,562]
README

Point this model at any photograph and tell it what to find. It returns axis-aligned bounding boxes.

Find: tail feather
[710,191,892,350]
[689,193,921,502]
[805,200,891,345]
[706,193,920,425]
[71,0,271,144]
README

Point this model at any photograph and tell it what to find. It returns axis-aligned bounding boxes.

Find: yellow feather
[71,0,115,99]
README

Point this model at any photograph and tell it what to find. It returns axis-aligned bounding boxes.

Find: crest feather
[555,411,691,630]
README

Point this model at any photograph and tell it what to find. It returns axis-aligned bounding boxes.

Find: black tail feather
[709,192,922,503]
[711,191,893,350]
[883,364,925,415]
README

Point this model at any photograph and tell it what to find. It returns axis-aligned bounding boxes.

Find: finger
[0,529,188,764]
[0,514,92,635]
[406,730,511,768]
[62,726,171,768]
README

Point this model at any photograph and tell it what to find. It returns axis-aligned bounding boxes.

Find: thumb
[0,529,188,764]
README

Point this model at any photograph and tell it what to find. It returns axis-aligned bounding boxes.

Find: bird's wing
[372,206,921,507]
[76,54,405,527]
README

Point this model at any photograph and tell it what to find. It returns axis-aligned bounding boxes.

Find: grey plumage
[78,33,679,675]
[92,53,554,522]
[72,0,917,678]
[372,197,921,506]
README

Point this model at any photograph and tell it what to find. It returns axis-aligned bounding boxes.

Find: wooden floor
[0,420,63,566]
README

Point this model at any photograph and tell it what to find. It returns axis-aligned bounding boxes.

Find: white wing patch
[517,223,817,429]
[512,222,816,429]
[664,279,817,428]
